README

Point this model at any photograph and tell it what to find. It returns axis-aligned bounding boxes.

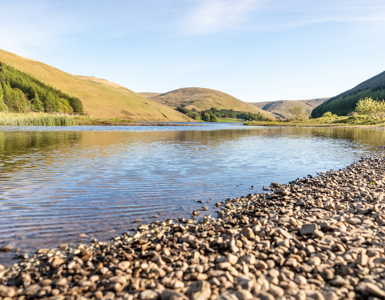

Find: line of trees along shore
[0,62,84,114]
[176,107,268,121]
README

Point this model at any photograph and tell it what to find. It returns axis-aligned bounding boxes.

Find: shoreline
[244,122,385,130]
[1,154,385,299]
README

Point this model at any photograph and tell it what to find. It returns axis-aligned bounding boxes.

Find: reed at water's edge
[0,112,135,126]
[0,112,76,126]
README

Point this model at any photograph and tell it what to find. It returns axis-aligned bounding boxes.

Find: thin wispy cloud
[180,0,262,35]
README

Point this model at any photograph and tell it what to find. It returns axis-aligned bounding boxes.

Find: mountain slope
[138,92,162,99]
[251,98,328,119]
[0,49,189,121]
[312,71,385,117]
[148,87,276,119]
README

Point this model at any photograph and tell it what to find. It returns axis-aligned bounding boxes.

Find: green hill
[0,62,83,114]
[0,49,190,122]
[252,98,328,119]
[147,87,276,119]
[312,71,385,117]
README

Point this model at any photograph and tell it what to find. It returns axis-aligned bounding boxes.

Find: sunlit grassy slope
[251,98,329,119]
[0,49,189,121]
[145,87,276,119]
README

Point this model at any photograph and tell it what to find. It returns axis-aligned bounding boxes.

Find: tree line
[176,107,268,121]
[312,70,385,117]
[0,62,84,114]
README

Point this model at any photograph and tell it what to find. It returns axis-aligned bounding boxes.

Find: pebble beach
[2,153,385,300]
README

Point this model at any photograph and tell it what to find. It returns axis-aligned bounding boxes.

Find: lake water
[1,123,385,265]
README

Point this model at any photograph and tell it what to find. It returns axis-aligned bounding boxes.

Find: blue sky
[1,0,385,102]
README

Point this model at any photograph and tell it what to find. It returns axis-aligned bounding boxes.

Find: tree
[201,112,211,122]
[289,105,305,120]
[0,84,8,112]
[31,90,44,112]
[210,114,218,122]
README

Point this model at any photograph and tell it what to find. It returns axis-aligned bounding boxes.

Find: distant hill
[251,98,329,119]
[147,87,276,119]
[312,71,385,117]
[138,92,162,99]
[0,49,190,122]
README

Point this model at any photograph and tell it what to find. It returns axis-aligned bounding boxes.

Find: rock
[300,223,318,235]
[362,282,385,297]
[140,290,159,300]
[161,290,188,300]
[235,289,253,300]
[239,254,255,265]
[216,291,239,300]
[322,291,338,300]
[256,261,268,270]
[242,227,255,240]
[269,284,284,297]
[23,284,40,295]
[185,281,211,300]
[0,245,13,253]
[55,278,67,286]
[117,261,131,270]
[51,256,65,267]
[0,285,15,298]
[226,253,238,265]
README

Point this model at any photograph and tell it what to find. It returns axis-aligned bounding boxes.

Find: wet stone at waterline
[2,153,385,299]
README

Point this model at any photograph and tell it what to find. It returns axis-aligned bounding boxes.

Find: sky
[1,0,385,102]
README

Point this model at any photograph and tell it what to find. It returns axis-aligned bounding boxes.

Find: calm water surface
[1,123,385,264]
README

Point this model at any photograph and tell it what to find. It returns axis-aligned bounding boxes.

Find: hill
[138,92,162,99]
[0,49,189,121]
[148,87,276,119]
[312,70,385,117]
[251,98,328,119]
[0,62,83,114]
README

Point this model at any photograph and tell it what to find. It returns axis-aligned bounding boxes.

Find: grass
[0,112,134,126]
[0,112,76,126]
[244,115,385,127]
[217,118,243,123]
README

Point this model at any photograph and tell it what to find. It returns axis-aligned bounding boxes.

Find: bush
[322,112,333,117]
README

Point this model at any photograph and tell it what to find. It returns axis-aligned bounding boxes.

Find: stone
[362,282,385,298]
[300,224,318,235]
[226,253,238,265]
[117,261,131,270]
[55,278,67,286]
[0,286,15,298]
[161,290,188,300]
[0,245,13,253]
[51,256,65,267]
[140,290,159,300]
[185,281,211,300]
[269,284,284,297]
[242,227,255,240]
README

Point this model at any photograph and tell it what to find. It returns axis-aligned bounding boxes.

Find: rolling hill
[141,87,276,119]
[0,49,190,121]
[312,70,385,117]
[251,98,329,119]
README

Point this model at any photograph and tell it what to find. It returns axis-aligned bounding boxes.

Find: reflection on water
[0,124,384,264]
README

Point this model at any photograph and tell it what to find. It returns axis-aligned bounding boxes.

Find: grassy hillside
[252,98,328,119]
[148,87,276,119]
[312,70,385,117]
[138,92,162,99]
[0,49,189,121]
[0,62,83,114]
